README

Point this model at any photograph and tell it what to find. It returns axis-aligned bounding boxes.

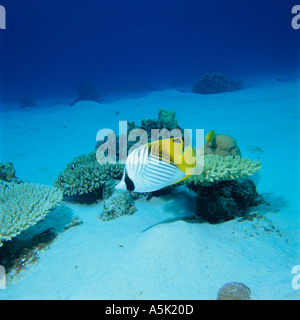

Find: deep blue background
[0,0,299,102]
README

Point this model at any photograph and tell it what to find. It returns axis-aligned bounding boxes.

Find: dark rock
[18,97,36,108]
[192,72,243,94]
[194,179,265,223]
[70,82,103,106]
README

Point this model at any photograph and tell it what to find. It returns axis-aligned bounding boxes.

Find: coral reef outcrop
[54,152,124,203]
[192,72,243,94]
[191,178,265,223]
[70,82,103,106]
[18,97,36,108]
[95,108,183,160]
[217,282,252,300]
[0,162,22,184]
[204,131,241,157]
[186,154,262,223]
[133,109,180,137]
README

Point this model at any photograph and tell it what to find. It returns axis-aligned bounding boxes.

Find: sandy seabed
[0,78,299,300]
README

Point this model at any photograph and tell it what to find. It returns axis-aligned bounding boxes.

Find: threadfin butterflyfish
[116,137,195,193]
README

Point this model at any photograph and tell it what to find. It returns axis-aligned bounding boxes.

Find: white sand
[0,78,299,300]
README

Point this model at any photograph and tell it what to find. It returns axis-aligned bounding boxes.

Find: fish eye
[60,176,65,182]
[173,138,182,144]
[70,163,76,169]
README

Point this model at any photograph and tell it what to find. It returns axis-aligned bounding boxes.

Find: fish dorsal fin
[148,137,181,164]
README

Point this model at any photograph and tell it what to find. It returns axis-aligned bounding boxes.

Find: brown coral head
[217,282,252,300]
[204,134,241,157]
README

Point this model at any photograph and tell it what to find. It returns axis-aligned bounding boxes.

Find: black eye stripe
[125,169,135,191]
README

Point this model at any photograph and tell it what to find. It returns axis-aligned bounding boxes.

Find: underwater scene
[0,0,299,302]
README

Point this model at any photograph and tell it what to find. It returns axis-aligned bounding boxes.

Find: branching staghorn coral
[186,154,261,187]
[54,152,124,203]
[0,182,63,247]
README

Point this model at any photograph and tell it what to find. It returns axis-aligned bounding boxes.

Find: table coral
[186,154,261,187]
[0,182,63,247]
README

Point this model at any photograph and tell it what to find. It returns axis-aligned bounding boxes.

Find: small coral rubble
[0,161,22,183]
[98,191,137,221]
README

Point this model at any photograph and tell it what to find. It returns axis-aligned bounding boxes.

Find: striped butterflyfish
[116,137,195,193]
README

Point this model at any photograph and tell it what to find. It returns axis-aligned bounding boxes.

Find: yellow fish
[205,130,216,143]
[116,138,195,193]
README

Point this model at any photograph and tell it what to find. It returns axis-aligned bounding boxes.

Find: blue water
[0,0,299,102]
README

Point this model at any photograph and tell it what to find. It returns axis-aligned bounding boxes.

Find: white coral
[0,182,63,246]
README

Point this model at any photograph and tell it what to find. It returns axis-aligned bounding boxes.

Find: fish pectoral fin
[145,192,153,201]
